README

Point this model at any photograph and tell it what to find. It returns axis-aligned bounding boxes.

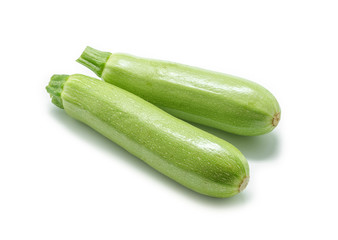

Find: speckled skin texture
[60,74,249,198]
[101,54,280,136]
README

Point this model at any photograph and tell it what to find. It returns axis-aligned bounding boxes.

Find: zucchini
[46,74,249,198]
[77,47,281,136]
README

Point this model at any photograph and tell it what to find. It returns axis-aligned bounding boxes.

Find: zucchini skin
[77,47,281,136]
[47,74,249,198]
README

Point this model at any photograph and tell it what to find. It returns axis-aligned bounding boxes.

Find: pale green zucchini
[46,74,249,198]
[77,47,281,136]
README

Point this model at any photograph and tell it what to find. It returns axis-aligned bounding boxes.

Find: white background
[1,0,337,239]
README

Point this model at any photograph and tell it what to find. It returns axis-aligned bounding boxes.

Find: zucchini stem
[76,46,111,77]
[46,74,69,109]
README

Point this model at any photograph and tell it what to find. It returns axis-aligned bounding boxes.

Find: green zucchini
[46,74,249,198]
[77,47,281,136]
